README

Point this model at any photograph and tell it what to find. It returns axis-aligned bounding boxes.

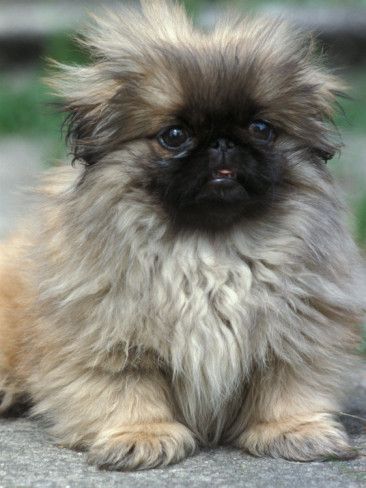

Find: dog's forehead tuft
[143,43,294,127]
[134,29,334,142]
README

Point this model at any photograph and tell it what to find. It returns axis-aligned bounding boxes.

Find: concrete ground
[0,137,365,487]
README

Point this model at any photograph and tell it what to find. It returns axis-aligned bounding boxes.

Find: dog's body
[0,0,365,470]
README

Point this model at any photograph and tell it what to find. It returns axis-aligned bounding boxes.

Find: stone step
[0,2,366,66]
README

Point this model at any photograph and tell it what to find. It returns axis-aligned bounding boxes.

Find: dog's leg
[31,358,196,471]
[229,362,356,461]
[0,242,29,414]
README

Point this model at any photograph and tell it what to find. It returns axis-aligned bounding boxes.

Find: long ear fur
[302,64,347,161]
[46,0,193,165]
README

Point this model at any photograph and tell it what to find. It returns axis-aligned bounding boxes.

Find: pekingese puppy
[0,0,365,471]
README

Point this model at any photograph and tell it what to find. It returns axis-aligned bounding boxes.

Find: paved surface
[0,137,365,486]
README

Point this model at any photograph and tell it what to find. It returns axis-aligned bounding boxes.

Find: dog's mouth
[210,168,238,183]
[195,167,247,206]
[164,164,276,230]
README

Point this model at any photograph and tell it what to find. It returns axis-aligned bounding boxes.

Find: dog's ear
[286,63,346,163]
[46,1,193,166]
[228,21,347,165]
[47,63,124,165]
[308,70,346,163]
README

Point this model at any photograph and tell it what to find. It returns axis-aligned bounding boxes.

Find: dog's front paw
[88,422,196,471]
[237,413,357,462]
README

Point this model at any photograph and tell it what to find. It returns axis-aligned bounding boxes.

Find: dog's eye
[248,120,274,143]
[158,126,190,149]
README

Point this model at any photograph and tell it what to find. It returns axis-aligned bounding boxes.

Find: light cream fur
[0,0,365,471]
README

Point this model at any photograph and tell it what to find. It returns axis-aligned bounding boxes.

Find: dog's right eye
[158,126,190,150]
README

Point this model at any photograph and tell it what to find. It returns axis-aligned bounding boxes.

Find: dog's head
[50,0,343,231]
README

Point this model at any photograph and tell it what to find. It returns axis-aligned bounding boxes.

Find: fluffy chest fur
[139,239,255,433]
[33,167,363,444]
[96,236,258,442]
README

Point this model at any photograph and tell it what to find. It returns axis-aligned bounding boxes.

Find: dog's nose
[210,138,235,152]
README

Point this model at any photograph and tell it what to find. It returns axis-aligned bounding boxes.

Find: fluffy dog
[0,0,365,470]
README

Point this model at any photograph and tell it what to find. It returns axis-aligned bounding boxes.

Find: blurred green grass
[0,32,88,138]
[0,75,60,137]
[335,71,366,132]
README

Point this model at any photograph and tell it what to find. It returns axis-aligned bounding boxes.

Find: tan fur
[0,0,365,470]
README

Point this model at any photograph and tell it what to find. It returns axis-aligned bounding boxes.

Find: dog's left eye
[248,120,274,143]
[158,126,190,149]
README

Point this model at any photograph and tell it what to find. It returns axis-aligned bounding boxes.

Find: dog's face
[52,1,342,231]
[145,71,284,230]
